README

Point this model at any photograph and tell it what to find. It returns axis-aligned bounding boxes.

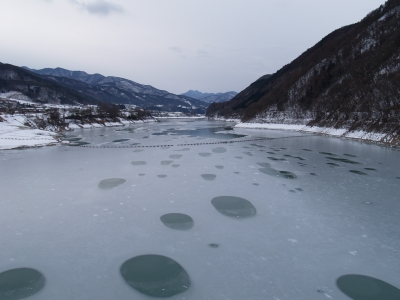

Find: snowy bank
[235,122,397,146]
[0,115,59,150]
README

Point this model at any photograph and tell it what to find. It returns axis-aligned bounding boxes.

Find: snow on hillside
[0,114,59,150]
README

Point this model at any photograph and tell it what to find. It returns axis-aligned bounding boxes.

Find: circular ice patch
[201,174,216,181]
[175,148,190,152]
[120,255,191,298]
[199,153,211,157]
[0,268,45,299]
[279,171,297,179]
[211,196,256,218]
[350,170,368,175]
[98,178,126,190]
[212,147,227,153]
[160,213,194,230]
[337,274,400,299]
[131,161,147,166]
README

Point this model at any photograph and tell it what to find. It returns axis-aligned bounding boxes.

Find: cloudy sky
[1,0,386,94]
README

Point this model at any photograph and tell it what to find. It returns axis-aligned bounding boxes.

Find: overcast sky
[1,0,386,94]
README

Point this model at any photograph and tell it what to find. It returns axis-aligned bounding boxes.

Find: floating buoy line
[66,135,317,149]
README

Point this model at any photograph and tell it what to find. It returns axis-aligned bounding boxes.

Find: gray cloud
[69,0,124,16]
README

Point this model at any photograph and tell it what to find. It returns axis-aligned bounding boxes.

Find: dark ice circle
[160,213,194,230]
[120,255,191,298]
[0,268,45,300]
[337,274,400,300]
[98,178,126,189]
[211,196,256,218]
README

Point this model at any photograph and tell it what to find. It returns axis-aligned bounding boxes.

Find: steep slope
[24,67,208,114]
[207,0,400,136]
[0,63,99,105]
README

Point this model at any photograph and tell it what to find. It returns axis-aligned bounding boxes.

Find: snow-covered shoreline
[0,114,155,150]
[234,122,398,147]
[0,115,60,150]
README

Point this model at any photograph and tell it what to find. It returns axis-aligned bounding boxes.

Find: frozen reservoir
[0,119,399,299]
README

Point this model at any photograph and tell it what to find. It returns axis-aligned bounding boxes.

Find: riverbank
[234,122,399,147]
[0,114,155,150]
[0,114,60,150]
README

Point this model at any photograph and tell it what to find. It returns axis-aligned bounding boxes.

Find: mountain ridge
[181,90,237,103]
[206,0,400,137]
[19,66,208,113]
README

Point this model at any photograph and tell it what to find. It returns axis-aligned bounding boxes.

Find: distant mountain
[21,67,208,113]
[200,92,238,103]
[181,90,237,103]
[207,0,400,135]
[180,90,214,100]
[0,63,99,105]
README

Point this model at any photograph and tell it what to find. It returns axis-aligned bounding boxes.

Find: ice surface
[0,119,400,299]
